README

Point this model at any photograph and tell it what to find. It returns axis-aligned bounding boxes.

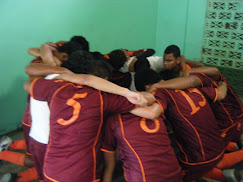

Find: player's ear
[60,53,69,61]
[145,84,151,91]
[176,56,181,64]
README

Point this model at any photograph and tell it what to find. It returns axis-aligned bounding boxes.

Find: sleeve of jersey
[190,73,213,87]
[154,89,168,117]
[200,87,218,103]
[102,93,136,113]
[101,116,117,153]
[30,78,62,102]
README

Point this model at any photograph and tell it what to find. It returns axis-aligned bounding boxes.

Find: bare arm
[103,152,116,182]
[181,55,204,68]
[28,48,40,57]
[24,77,37,93]
[185,59,204,67]
[130,102,162,120]
[216,82,227,101]
[148,76,201,92]
[40,44,60,66]
[25,63,72,77]
[183,66,220,80]
[56,73,149,106]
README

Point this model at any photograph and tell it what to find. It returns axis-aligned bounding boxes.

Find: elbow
[25,65,32,76]
[212,67,219,75]
[23,81,30,93]
[27,48,32,55]
[147,112,161,120]
[217,92,226,101]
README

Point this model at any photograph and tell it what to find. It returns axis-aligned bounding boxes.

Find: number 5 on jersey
[58,93,88,125]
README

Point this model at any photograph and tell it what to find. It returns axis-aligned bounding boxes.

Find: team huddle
[0,36,242,182]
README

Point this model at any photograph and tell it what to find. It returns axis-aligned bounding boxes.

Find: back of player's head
[164,45,181,58]
[70,36,90,52]
[57,41,83,55]
[135,68,162,91]
[61,50,93,74]
[108,49,127,70]
[88,59,112,79]
[91,51,105,60]
[62,50,112,79]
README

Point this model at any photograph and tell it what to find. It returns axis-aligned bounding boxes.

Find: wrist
[123,88,131,97]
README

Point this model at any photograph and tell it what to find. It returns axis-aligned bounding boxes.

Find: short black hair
[164,45,181,58]
[91,51,105,60]
[62,50,112,79]
[108,49,127,70]
[70,36,90,52]
[134,68,162,91]
[88,59,112,79]
[57,41,83,55]
[134,57,150,72]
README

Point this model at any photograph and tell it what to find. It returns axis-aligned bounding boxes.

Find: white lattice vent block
[201,0,243,69]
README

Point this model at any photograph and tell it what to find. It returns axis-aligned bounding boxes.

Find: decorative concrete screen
[202,0,243,69]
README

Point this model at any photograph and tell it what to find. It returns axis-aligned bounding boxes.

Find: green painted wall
[0,0,208,134]
[0,0,158,135]
[155,0,207,61]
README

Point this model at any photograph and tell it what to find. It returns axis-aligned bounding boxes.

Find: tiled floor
[1,129,242,182]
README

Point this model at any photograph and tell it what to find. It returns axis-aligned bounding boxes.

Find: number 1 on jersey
[175,88,206,115]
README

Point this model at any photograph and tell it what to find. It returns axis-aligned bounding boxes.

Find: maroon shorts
[29,137,47,180]
[180,155,223,182]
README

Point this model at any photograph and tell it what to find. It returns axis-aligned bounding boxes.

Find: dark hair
[70,36,90,52]
[134,68,162,91]
[134,57,150,72]
[91,51,105,60]
[133,49,154,72]
[108,49,127,70]
[164,45,181,58]
[57,41,83,55]
[62,50,111,79]
[88,59,112,79]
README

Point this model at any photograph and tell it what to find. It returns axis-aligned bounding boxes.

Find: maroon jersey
[30,78,135,182]
[101,114,182,182]
[191,73,243,142]
[155,88,225,180]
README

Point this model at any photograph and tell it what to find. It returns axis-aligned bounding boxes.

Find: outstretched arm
[181,55,204,68]
[130,102,162,120]
[103,152,116,182]
[148,76,201,92]
[183,66,220,80]
[25,63,72,77]
[56,73,150,106]
[28,48,40,57]
[40,44,60,66]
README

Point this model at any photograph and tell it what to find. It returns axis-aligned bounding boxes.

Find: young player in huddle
[134,68,243,182]
[23,50,156,182]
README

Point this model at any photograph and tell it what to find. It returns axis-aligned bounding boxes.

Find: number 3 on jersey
[175,88,206,115]
[58,93,88,125]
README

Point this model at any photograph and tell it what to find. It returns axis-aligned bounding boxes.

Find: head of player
[107,49,128,70]
[135,68,162,91]
[62,50,112,79]
[163,45,181,71]
[52,41,84,63]
[70,35,90,52]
